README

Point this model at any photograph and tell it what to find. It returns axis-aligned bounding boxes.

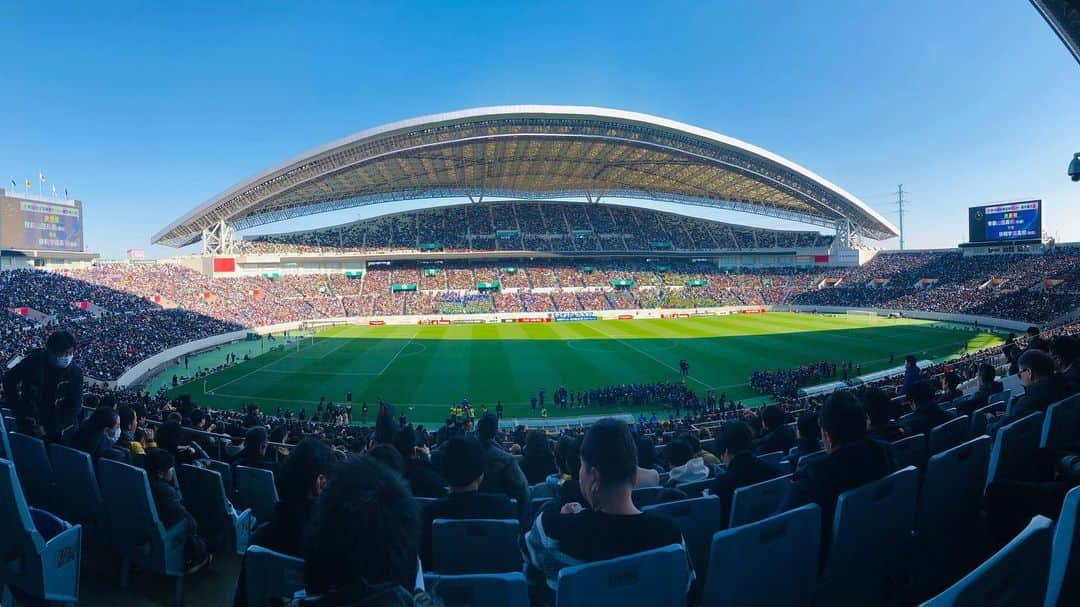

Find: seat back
[432,519,521,574]
[704,503,820,607]
[729,474,793,528]
[529,482,555,500]
[243,545,305,607]
[989,389,1012,407]
[1045,486,1080,607]
[923,516,1052,607]
[178,464,247,553]
[8,433,54,510]
[235,465,278,524]
[985,411,1044,491]
[0,413,11,460]
[794,449,826,473]
[758,451,784,467]
[819,466,919,606]
[929,415,970,455]
[555,544,689,607]
[0,456,46,564]
[630,486,664,508]
[644,495,724,582]
[96,458,184,575]
[528,497,551,524]
[674,479,712,499]
[46,444,105,533]
[425,572,529,607]
[1041,395,1080,454]
[891,434,928,470]
[207,460,235,501]
[970,402,1004,437]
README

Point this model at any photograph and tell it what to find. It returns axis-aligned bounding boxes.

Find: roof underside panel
[154,107,898,247]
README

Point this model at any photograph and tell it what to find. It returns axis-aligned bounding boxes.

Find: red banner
[618,314,634,320]
[516,317,551,323]
[213,257,236,272]
[740,308,765,314]
[814,255,829,263]
[369,320,385,326]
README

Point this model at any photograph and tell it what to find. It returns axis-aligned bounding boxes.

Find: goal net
[845,309,879,322]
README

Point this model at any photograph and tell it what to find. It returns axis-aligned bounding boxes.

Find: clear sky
[1,1,1077,259]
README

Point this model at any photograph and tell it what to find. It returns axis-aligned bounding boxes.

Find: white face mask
[108,426,121,443]
[55,355,74,368]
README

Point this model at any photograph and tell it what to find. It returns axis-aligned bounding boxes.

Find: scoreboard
[0,191,84,252]
[967,200,1042,245]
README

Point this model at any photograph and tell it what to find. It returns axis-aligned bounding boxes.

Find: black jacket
[150,477,197,533]
[477,440,528,513]
[2,349,83,439]
[867,422,905,444]
[404,457,448,499]
[708,453,786,523]
[988,374,1072,436]
[419,491,515,570]
[953,381,1004,417]
[754,425,796,456]
[519,452,558,486]
[900,402,953,437]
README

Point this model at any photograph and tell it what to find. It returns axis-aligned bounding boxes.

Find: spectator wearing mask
[143,449,211,573]
[394,425,448,499]
[862,388,905,443]
[115,405,151,457]
[987,350,1071,436]
[708,421,785,523]
[664,438,710,486]
[520,431,558,485]
[2,330,83,441]
[753,405,796,456]
[475,413,528,517]
[787,412,823,468]
[899,380,953,437]
[953,363,1004,417]
[70,406,121,461]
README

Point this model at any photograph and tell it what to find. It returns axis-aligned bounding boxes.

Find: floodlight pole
[895,185,906,251]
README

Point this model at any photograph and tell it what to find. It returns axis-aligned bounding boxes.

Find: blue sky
[1,1,1077,259]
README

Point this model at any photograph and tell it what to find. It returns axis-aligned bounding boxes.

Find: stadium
[3,7,1080,606]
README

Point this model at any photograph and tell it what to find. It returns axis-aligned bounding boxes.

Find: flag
[25,179,31,188]
[64,187,68,198]
[39,172,45,183]
[51,184,56,195]
[9,179,14,189]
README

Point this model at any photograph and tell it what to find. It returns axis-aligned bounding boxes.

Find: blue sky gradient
[1,1,1077,258]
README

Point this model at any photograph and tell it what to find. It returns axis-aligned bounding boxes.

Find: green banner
[687,279,709,287]
[419,243,443,250]
[476,281,501,290]
[391,283,417,292]
[495,230,519,238]
[649,241,673,249]
[501,267,517,273]
[261,272,279,279]
[581,266,595,272]
[655,265,670,272]
[424,268,440,276]
[344,270,364,278]
[611,279,635,287]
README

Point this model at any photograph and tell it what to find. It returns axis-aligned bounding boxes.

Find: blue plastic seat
[234,465,279,525]
[985,411,1044,492]
[555,544,689,607]
[7,433,55,511]
[970,401,1006,437]
[206,459,236,502]
[703,503,820,607]
[528,497,551,524]
[630,486,665,508]
[1041,394,1080,454]
[0,413,11,460]
[432,519,521,574]
[728,474,792,528]
[47,443,107,547]
[929,415,970,455]
[989,388,1013,408]
[915,436,992,594]
[97,458,189,605]
[818,466,919,607]
[529,482,555,499]
[675,478,712,498]
[921,515,1052,606]
[758,451,785,467]
[794,449,826,473]
[425,572,529,607]
[644,495,724,582]
[891,433,928,470]
[0,458,82,604]
[243,545,305,607]
[177,464,253,555]
[1045,486,1080,607]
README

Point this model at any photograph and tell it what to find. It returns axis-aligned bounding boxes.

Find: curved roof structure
[153,105,898,247]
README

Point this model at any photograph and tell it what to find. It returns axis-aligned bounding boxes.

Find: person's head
[477,413,499,443]
[859,388,893,427]
[579,418,638,507]
[441,435,486,491]
[761,405,785,431]
[905,355,917,368]
[635,435,657,470]
[118,405,138,435]
[714,421,754,466]
[45,330,77,368]
[367,444,405,474]
[1018,349,1055,387]
[143,448,175,483]
[906,381,935,408]
[941,372,961,394]
[555,434,582,478]
[978,363,997,387]
[1051,336,1077,372]
[276,438,337,508]
[796,411,820,444]
[373,403,397,444]
[525,431,550,455]
[303,457,420,594]
[188,409,208,429]
[244,426,269,456]
[85,406,121,443]
[1027,326,1041,338]
[664,438,694,468]
[393,424,417,458]
[819,391,867,452]
[154,420,184,453]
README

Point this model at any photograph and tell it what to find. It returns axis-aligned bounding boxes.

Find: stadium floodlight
[1069,152,1080,182]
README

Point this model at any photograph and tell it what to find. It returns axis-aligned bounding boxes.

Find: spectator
[2,329,83,441]
[938,372,963,404]
[953,363,1004,417]
[475,413,528,517]
[115,405,151,457]
[231,426,274,470]
[1051,335,1080,392]
[664,438,710,486]
[861,388,904,443]
[988,350,1072,435]
[708,421,785,523]
[1026,326,1050,353]
[899,355,920,395]
[550,434,585,510]
[754,405,796,455]
[368,443,406,474]
[70,406,121,461]
[143,449,210,573]
[633,435,662,487]
[899,380,952,437]
[394,425,447,499]
[252,438,337,557]
[520,431,558,485]
[151,420,205,466]
[787,412,823,467]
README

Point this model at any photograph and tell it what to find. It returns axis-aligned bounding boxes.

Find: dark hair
[819,391,866,446]
[118,405,137,430]
[276,438,337,508]
[580,418,637,485]
[905,354,917,365]
[1051,336,1077,367]
[1019,349,1055,380]
[943,372,960,390]
[906,380,935,406]
[1027,326,1041,337]
[664,438,694,468]
[154,420,184,452]
[859,388,893,426]
[368,444,405,474]
[45,330,76,354]
[761,405,785,431]
[245,426,269,451]
[303,457,420,594]
[393,424,417,456]
[84,405,119,432]
[978,363,997,385]
[635,435,657,469]
[477,412,499,442]
[143,448,174,478]
[714,421,753,456]
[524,431,551,455]
[555,434,581,478]
[441,435,486,488]
[796,411,820,442]
[188,409,208,427]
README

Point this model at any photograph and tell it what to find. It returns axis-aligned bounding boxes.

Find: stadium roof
[1031,0,1080,65]
[153,105,899,247]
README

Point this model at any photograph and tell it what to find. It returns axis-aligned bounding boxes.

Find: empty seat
[425,572,529,607]
[921,515,1052,607]
[703,503,820,607]
[969,402,1004,438]
[234,465,279,525]
[929,415,970,455]
[758,451,785,467]
[432,519,521,574]
[644,495,724,582]
[674,479,712,499]
[630,486,664,508]
[206,460,236,501]
[1041,394,1080,454]
[985,411,1044,492]
[555,544,689,607]
[47,443,106,547]
[818,466,919,607]
[0,458,82,604]
[891,434,928,470]
[7,433,54,511]
[177,464,253,555]
[243,545,305,607]
[729,474,793,528]
[1045,486,1080,607]
[529,482,555,500]
[915,436,992,594]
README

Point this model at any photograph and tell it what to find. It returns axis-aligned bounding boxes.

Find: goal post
[845,309,879,322]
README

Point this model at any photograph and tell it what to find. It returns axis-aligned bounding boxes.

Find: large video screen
[0,195,84,252]
[967,200,1041,244]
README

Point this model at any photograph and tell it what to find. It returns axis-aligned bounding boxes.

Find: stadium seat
[47,443,107,547]
[794,449,826,473]
[416,496,439,508]
[0,413,10,460]
[1045,486,1080,607]
[643,495,724,582]
[921,515,1052,607]
[243,545,305,607]
[207,459,236,501]
[758,451,785,467]
[177,464,253,555]
[630,486,665,508]
[425,572,529,607]
[1040,395,1080,454]
[915,436,992,594]
[528,497,551,525]
[555,544,689,607]
[432,519,521,574]
[0,458,82,604]
[97,458,189,605]
[818,466,919,607]
[703,503,820,607]
[728,474,793,528]
[529,482,555,499]
[929,415,970,455]
[7,433,55,512]
[234,465,278,525]
[674,478,712,498]
[985,411,1045,492]
[969,401,1006,438]
[891,433,928,470]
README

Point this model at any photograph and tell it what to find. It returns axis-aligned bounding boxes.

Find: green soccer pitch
[163,312,1003,424]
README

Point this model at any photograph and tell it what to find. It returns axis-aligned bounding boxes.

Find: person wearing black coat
[753,405,796,456]
[144,449,209,572]
[708,421,785,523]
[1,331,82,441]
[988,350,1072,436]
[899,381,954,438]
[394,425,448,499]
[70,406,120,461]
[953,363,1005,417]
